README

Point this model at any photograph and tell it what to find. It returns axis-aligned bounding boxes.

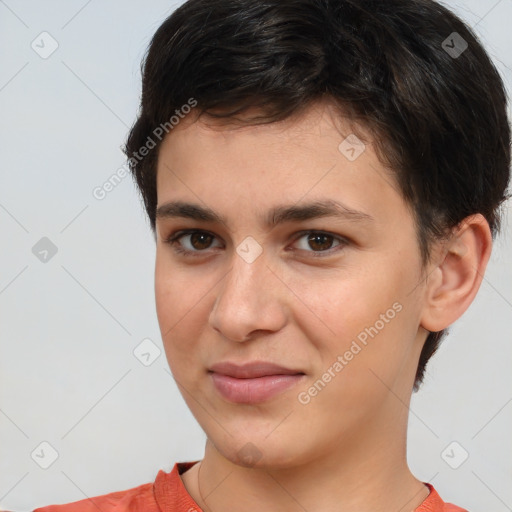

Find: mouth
[208,361,306,404]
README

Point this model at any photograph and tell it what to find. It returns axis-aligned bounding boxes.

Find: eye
[291,230,347,256]
[164,230,222,257]
[163,229,348,258]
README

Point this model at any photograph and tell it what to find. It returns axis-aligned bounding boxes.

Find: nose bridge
[209,241,286,341]
[218,245,270,313]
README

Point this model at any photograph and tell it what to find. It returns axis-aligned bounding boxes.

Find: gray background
[0,1,511,510]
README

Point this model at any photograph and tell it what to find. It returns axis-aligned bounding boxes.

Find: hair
[124,0,511,391]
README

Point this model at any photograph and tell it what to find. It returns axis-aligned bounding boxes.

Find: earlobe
[420,214,492,333]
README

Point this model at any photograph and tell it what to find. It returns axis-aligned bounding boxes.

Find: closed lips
[209,361,305,378]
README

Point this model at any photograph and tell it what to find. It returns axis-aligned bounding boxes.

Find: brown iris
[189,232,214,250]
[306,233,335,251]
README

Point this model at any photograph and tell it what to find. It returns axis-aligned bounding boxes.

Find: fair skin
[153,99,491,512]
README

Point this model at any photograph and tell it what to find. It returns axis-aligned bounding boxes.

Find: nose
[208,246,288,343]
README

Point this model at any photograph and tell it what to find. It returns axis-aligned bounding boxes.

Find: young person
[35,0,511,510]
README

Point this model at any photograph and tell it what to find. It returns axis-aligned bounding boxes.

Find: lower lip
[210,373,305,403]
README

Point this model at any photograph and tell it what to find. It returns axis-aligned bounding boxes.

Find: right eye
[164,229,223,257]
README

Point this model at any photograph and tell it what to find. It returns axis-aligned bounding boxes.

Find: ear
[420,214,493,332]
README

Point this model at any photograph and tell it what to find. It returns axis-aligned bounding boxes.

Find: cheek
[154,261,174,332]
[296,256,419,380]
[290,261,405,342]
[154,258,207,374]
[154,253,207,331]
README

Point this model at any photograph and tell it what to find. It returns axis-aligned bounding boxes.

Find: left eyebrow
[268,199,374,226]
[155,199,374,228]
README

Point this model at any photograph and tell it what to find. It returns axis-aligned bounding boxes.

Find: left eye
[292,231,345,254]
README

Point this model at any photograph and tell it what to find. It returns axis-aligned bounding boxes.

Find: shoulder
[445,505,470,512]
[33,482,156,512]
[33,461,201,512]
[416,483,470,512]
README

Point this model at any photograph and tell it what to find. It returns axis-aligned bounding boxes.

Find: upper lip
[209,361,304,379]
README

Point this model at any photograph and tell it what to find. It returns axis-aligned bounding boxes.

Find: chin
[209,430,311,470]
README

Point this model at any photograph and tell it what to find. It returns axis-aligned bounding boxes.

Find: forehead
[155,100,405,230]
[158,100,377,181]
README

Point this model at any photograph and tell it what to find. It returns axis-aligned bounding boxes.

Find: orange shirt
[34,461,468,511]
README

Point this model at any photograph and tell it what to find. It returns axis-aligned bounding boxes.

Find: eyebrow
[155,199,374,228]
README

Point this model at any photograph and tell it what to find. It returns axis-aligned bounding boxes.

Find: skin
[154,99,492,512]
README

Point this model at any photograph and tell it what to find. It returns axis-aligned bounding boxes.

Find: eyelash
[163,229,349,258]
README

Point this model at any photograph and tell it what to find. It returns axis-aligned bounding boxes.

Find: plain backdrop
[0,1,511,510]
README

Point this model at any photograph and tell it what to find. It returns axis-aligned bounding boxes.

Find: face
[154,100,430,469]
